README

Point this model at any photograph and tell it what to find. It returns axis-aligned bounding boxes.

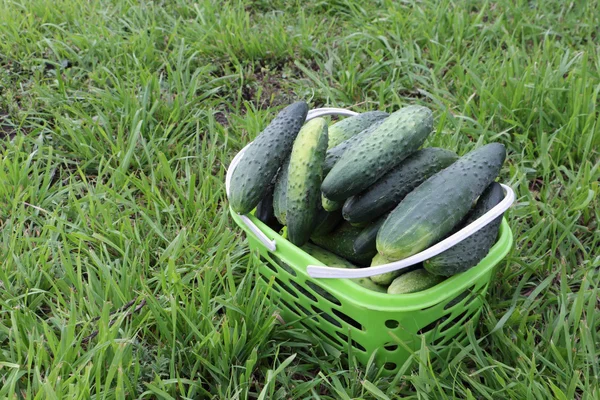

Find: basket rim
[231,207,513,312]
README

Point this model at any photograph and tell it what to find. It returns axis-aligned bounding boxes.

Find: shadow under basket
[230,208,513,375]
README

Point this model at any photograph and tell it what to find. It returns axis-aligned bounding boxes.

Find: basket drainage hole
[431,335,448,347]
[270,255,297,277]
[417,317,445,334]
[444,287,474,310]
[384,343,398,351]
[439,310,470,333]
[290,281,317,302]
[385,320,399,329]
[260,256,278,274]
[280,300,299,317]
[331,309,363,331]
[311,305,342,328]
[274,277,299,299]
[334,331,366,352]
[315,326,344,347]
[295,302,312,318]
[306,281,341,306]
[259,275,279,291]
[384,362,397,371]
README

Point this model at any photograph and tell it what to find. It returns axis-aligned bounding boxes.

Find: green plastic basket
[230,210,513,375]
[226,107,514,375]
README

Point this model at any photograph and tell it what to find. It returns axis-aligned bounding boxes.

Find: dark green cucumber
[387,269,445,294]
[310,222,376,266]
[273,156,290,225]
[321,193,343,212]
[353,214,388,255]
[342,148,458,224]
[377,143,506,261]
[312,207,343,236]
[230,101,308,214]
[255,178,283,232]
[286,118,328,246]
[424,182,505,276]
[301,243,386,292]
[327,111,389,149]
[322,105,434,201]
[323,118,387,174]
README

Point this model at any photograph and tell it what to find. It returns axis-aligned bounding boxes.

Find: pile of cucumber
[229,101,507,294]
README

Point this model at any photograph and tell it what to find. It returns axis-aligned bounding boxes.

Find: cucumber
[310,222,376,266]
[368,254,422,286]
[322,193,342,212]
[377,143,506,261]
[312,207,343,236]
[368,253,399,286]
[301,243,386,293]
[327,111,389,149]
[255,178,283,232]
[322,105,434,201]
[230,101,308,214]
[353,214,388,255]
[286,118,328,246]
[323,118,387,174]
[273,156,290,225]
[342,148,458,224]
[387,269,445,294]
[424,182,505,276]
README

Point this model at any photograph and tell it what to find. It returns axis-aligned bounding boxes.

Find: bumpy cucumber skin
[273,156,290,225]
[327,111,389,149]
[343,148,459,224]
[321,193,343,211]
[387,269,445,294]
[312,207,343,237]
[286,118,329,246]
[255,178,283,232]
[377,143,506,261]
[353,214,388,255]
[424,182,505,276]
[230,101,308,214]
[323,118,387,174]
[322,105,434,201]
[301,243,386,292]
[310,222,376,266]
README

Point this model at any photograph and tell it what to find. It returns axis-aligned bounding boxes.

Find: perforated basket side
[246,232,507,375]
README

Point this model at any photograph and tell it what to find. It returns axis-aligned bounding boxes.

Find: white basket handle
[306,183,514,278]
[225,107,515,278]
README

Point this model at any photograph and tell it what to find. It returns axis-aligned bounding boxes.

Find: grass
[0,0,598,398]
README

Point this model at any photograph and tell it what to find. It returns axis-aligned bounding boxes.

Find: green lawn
[1,0,599,398]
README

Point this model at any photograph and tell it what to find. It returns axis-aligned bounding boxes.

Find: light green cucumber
[322,118,387,174]
[327,111,389,149]
[273,156,290,225]
[387,269,445,294]
[322,193,343,212]
[286,118,328,246]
